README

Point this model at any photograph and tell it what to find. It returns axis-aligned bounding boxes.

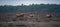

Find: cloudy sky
[0,0,60,5]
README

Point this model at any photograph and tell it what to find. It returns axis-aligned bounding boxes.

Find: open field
[0,12,60,27]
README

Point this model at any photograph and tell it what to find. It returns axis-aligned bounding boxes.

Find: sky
[0,0,60,5]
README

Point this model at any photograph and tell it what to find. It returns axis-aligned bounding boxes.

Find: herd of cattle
[16,13,53,18]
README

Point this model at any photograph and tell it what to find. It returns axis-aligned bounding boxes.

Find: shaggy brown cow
[28,13,34,18]
[46,14,53,18]
[16,13,24,17]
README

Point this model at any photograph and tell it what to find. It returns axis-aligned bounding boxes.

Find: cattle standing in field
[46,14,53,20]
[46,14,52,18]
[46,14,54,18]
[16,13,24,17]
[27,13,34,18]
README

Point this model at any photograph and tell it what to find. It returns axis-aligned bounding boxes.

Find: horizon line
[0,3,60,6]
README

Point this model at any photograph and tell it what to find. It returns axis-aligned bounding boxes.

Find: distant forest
[0,4,60,13]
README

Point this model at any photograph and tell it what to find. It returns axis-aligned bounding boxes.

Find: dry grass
[0,12,60,27]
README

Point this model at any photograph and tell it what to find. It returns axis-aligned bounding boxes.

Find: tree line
[0,4,60,13]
